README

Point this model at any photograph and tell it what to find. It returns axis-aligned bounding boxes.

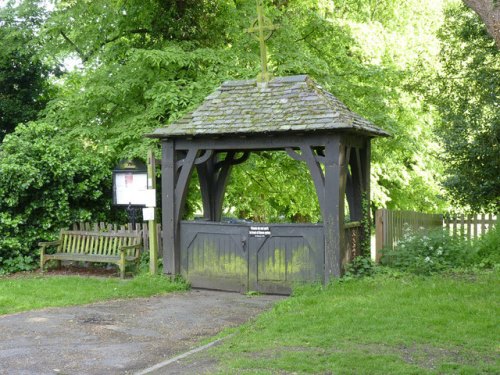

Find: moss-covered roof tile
[148,75,390,138]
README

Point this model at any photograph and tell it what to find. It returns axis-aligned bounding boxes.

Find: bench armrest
[120,244,142,257]
[38,240,61,248]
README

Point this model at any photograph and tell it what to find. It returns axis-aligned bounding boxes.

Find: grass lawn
[212,270,499,374]
[0,273,189,315]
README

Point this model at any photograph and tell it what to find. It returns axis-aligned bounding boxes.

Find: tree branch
[102,28,150,46]
[59,31,88,62]
[60,28,152,63]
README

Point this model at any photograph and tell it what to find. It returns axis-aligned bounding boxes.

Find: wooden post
[147,150,159,275]
[162,140,177,275]
[323,137,346,281]
[375,209,384,263]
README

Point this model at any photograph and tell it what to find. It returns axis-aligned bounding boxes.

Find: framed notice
[112,172,148,207]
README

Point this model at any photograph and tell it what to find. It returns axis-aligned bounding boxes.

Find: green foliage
[0,255,36,275]
[428,3,500,212]
[0,273,189,315]
[343,256,376,279]
[0,123,115,272]
[224,152,321,223]
[35,0,449,215]
[381,226,476,274]
[475,226,500,268]
[0,1,54,141]
[138,252,164,274]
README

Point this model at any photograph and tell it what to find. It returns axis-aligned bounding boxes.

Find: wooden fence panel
[375,210,498,262]
[444,214,497,240]
[375,209,443,261]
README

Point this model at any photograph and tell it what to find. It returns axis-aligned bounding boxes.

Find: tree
[0,1,54,142]
[463,0,500,48]
[430,3,499,211]
[0,123,114,273]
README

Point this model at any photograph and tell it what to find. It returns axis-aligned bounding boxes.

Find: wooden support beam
[298,145,326,215]
[322,137,347,280]
[197,151,251,222]
[174,148,198,222]
[162,140,177,275]
[346,147,363,221]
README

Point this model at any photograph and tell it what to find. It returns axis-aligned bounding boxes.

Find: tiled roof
[148,75,390,138]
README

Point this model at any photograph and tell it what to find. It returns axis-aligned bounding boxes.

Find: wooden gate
[180,222,324,294]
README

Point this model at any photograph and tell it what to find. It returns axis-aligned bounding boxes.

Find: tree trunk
[463,0,500,48]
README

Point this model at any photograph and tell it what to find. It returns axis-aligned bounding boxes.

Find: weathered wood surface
[180,221,325,295]
[375,210,498,262]
[71,222,162,254]
[39,228,142,278]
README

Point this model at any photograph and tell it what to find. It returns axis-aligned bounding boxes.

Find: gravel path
[0,290,282,374]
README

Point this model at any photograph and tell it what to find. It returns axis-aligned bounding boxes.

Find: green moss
[187,241,247,277]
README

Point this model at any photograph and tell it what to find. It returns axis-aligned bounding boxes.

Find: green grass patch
[0,273,189,315]
[213,271,500,374]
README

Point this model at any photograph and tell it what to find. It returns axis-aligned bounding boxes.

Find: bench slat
[76,234,82,253]
[108,236,116,256]
[68,234,74,253]
[97,235,103,255]
[82,235,88,254]
[80,235,86,254]
[87,235,93,254]
[102,236,108,255]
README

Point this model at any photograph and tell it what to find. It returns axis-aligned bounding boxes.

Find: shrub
[0,122,115,273]
[343,256,376,279]
[474,225,500,268]
[137,252,163,274]
[380,225,474,275]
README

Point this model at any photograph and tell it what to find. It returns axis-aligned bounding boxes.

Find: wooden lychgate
[148,75,389,294]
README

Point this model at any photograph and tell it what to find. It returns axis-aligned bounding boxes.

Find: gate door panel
[180,222,249,292]
[249,225,324,294]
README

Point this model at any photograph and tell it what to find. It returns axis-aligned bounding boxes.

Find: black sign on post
[112,159,148,229]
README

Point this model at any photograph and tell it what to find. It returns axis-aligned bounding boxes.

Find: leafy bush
[0,255,36,275]
[381,225,474,275]
[0,122,115,273]
[474,226,500,268]
[343,256,376,279]
[137,252,163,274]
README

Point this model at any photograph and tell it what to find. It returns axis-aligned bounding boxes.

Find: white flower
[425,256,431,262]
[437,249,443,255]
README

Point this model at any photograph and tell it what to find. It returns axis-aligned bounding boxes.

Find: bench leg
[119,252,126,279]
[56,260,62,269]
[40,250,45,274]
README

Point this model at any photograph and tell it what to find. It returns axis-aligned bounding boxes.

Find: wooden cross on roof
[246,0,278,83]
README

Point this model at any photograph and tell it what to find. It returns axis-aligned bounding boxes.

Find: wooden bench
[39,230,142,278]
